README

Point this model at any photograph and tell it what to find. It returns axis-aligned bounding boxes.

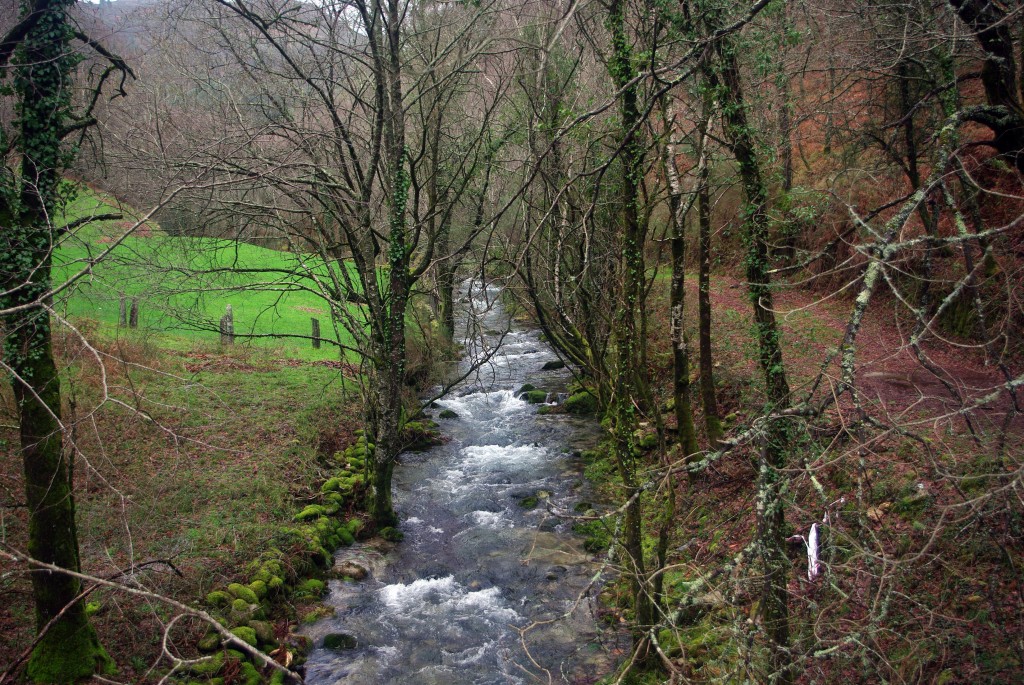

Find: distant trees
[139,0,517,528]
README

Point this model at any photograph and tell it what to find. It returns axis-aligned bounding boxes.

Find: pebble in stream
[303,284,624,684]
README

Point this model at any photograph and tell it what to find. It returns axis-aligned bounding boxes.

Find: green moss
[294,505,327,522]
[563,391,598,415]
[520,389,548,404]
[296,578,326,596]
[519,496,539,509]
[206,590,233,607]
[249,620,276,646]
[574,519,611,552]
[189,651,225,676]
[198,631,222,652]
[239,661,263,685]
[339,528,355,546]
[637,432,658,450]
[517,383,537,393]
[228,582,260,604]
[248,580,268,600]
[321,477,343,493]
[26,617,116,684]
[438,409,459,419]
[379,526,404,542]
[232,626,258,647]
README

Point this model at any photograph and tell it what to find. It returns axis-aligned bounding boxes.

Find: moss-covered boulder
[438,409,459,419]
[249,620,277,646]
[248,580,268,600]
[231,626,258,647]
[206,590,233,608]
[293,504,327,522]
[519,389,548,404]
[227,583,260,605]
[296,578,326,597]
[379,526,404,542]
[563,391,598,415]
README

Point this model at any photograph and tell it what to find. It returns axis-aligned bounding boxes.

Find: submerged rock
[541,360,565,370]
[333,560,370,581]
[323,632,358,650]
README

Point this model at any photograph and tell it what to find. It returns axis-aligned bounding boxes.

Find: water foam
[378,576,521,623]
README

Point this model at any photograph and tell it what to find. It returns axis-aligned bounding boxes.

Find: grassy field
[54,187,354,362]
[1,186,369,681]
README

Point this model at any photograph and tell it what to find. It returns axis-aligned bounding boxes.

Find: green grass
[53,186,358,361]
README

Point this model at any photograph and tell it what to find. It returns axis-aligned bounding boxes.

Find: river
[302,282,624,684]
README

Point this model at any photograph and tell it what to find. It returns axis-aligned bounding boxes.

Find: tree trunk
[662,103,699,458]
[1,1,111,680]
[696,111,723,446]
[714,43,793,684]
[607,0,654,652]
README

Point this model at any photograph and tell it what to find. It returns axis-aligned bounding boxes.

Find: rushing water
[303,283,623,684]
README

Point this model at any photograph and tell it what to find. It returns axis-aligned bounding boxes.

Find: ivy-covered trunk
[1,0,112,681]
[606,0,655,646]
[714,42,794,684]
[367,0,410,530]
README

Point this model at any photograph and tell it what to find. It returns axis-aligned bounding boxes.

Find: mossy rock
[517,383,537,394]
[541,360,565,370]
[518,496,539,509]
[229,598,262,625]
[269,671,287,685]
[228,583,260,605]
[519,389,548,404]
[206,590,233,608]
[231,626,258,647]
[438,409,459,419]
[323,633,358,650]
[239,661,263,685]
[379,526,404,542]
[248,580,268,600]
[321,477,343,493]
[198,631,222,653]
[563,391,598,415]
[189,651,225,676]
[339,528,355,546]
[249,620,277,646]
[267,575,284,592]
[637,432,658,450]
[296,578,326,597]
[294,504,328,522]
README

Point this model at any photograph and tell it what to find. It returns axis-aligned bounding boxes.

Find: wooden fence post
[129,298,139,328]
[311,317,321,349]
[220,304,234,345]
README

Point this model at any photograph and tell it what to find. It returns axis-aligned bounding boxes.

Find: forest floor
[625,272,1024,683]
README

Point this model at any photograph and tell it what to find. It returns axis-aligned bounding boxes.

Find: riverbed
[303,283,623,684]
